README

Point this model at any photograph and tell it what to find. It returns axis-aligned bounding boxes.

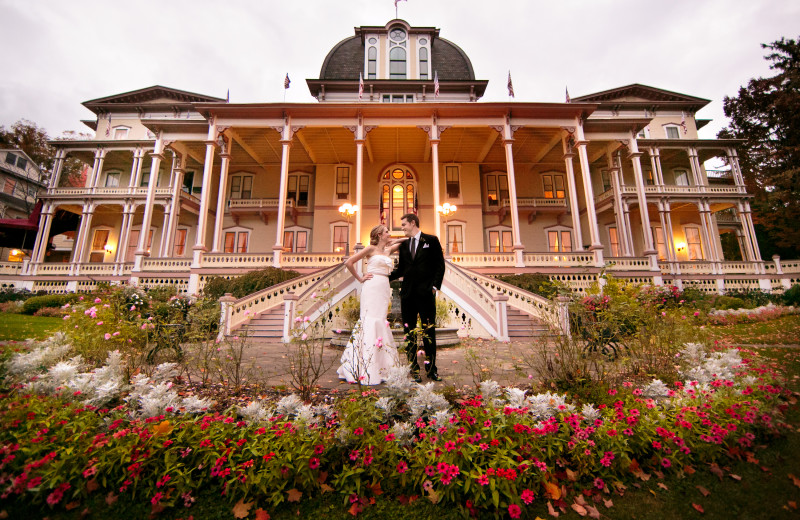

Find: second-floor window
[665,125,681,139]
[445,165,460,198]
[543,174,565,199]
[174,229,188,256]
[484,173,509,207]
[335,166,350,199]
[230,174,253,199]
[674,169,690,186]
[608,226,621,257]
[3,178,16,195]
[419,46,429,80]
[600,169,612,192]
[224,231,249,253]
[104,172,120,187]
[547,229,573,253]
[287,174,309,207]
[112,126,129,140]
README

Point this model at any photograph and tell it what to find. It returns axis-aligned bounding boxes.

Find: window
[381,94,415,103]
[15,157,27,170]
[140,170,151,187]
[542,174,565,199]
[684,227,703,260]
[229,174,253,199]
[182,171,194,193]
[173,229,188,256]
[335,166,350,199]
[636,127,650,139]
[643,168,654,186]
[419,47,429,80]
[332,225,348,253]
[651,226,667,260]
[445,165,460,198]
[547,229,573,253]
[3,178,16,195]
[283,229,309,252]
[4,153,16,165]
[381,166,417,230]
[488,228,513,252]
[27,185,37,197]
[484,173,509,207]
[674,169,690,186]
[224,231,249,253]
[608,226,621,257]
[665,125,681,139]
[287,174,309,207]
[104,171,120,187]
[367,46,377,79]
[126,229,153,262]
[112,126,129,140]
[600,169,612,192]
[89,229,110,262]
[389,47,406,79]
[447,225,463,253]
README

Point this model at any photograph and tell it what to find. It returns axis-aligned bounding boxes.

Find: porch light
[338,203,359,256]
[437,203,457,256]
[11,249,21,256]
[104,244,115,254]
[675,241,687,252]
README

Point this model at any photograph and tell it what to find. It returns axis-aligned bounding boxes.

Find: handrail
[442,261,501,337]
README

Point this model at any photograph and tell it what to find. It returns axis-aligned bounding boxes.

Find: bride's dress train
[337,255,400,385]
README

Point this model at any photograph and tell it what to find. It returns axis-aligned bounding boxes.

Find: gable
[82,85,225,112]
[573,84,709,105]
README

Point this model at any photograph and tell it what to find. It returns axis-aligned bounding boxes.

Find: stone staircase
[506,308,551,339]
[240,307,284,342]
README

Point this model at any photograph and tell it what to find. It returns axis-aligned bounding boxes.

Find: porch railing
[522,252,595,266]
[282,253,346,268]
[228,198,290,210]
[202,253,273,269]
[141,258,193,272]
[449,252,515,267]
[502,198,567,208]
[605,257,651,271]
[0,262,23,275]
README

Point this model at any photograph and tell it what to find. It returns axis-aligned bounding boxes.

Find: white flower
[581,403,601,422]
[479,380,502,402]
[504,387,527,408]
[407,382,449,420]
[382,365,416,401]
[276,394,303,417]
[642,379,670,398]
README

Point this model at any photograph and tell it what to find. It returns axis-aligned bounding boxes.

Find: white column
[72,204,95,266]
[133,138,164,271]
[131,148,145,188]
[212,148,232,252]
[561,138,584,250]
[273,133,292,267]
[741,201,763,262]
[158,204,171,256]
[649,147,664,186]
[657,200,677,263]
[696,201,715,264]
[502,137,525,266]
[431,139,442,235]
[49,150,66,189]
[31,204,54,266]
[687,147,704,189]
[574,123,603,265]
[628,138,656,257]
[193,123,219,268]
[622,201,634,255]
[87,148,106,189]
[608,152,629,256]
[115,204,132,266]
[164,167,184,258]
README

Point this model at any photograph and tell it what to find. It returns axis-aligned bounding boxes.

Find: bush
[712,295,746,310]
[783,284,800,307]
[21,293,80,315]
[0,288,33,304]
[724,289,781,308]
[495,273,562,298]
[202,267,301,300]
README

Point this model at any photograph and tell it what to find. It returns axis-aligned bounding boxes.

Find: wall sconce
[104,244,115,254]
[675,241,687,252]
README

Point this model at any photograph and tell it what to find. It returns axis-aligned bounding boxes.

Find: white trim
[444,219,466,254]
[543,224,573,253]
[663,124,682,140]
[485,224,513,253]
[112,126,130,140]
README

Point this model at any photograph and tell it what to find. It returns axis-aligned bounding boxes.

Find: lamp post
[437,202,457,257]
[338,203,358,256]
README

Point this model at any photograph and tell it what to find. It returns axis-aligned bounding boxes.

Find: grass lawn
[0,313,62,341]
[705,314,800,345]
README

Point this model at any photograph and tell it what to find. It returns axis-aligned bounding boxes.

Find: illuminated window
[173,229,188,256]
[381,166,417,230]
[484,173,509,207]
[608,226,621,257]
[488,229,513,252]
[224,231,249,253]
[651,226,667,260]
[684,227,703,260]
[283,229,308,253]
[542,174,565,199]
[332,225,348,252]
[547,229,573,252]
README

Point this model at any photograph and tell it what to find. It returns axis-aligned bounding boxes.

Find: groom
[389,213,446,382]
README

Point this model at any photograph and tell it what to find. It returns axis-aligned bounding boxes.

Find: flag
[284,73,291,89]
[681,112,688,134]
[105,113,111,137]
[359,72,364,101]
[413,193,418,215]
[434,70,440,98]
[226,89,230,103]
[394,0,406,7]
[507,71,515,98]
[565,86,571,103]
[379,197,385,225]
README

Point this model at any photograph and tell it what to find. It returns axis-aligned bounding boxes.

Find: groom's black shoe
[429,374,442,382]
[412,374,422,383]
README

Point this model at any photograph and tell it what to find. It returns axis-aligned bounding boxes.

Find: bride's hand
[361,273,374,283]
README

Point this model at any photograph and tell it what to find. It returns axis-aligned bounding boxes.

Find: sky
[1,0,798,141]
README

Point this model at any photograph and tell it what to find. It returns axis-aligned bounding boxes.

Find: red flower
[309,457,320,469]
[396,461,408,474]
[354,427,364,435]
[508,504,522,518]
[521,488,535,504]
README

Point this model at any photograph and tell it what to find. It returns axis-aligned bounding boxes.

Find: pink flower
[301,333,308,341]
[353,427,364,436]
[309,457,320,469]
[151,492,163,505]
[104,333,111,340]
[96,321,103,326]
[594,477,605,489]
[476,474,489,486]
[396,461,408,473]
[521,488,535,504]
[508,504,522,519]
[94,298,102,303]
[661,458,671,468]
[113,331,120,336]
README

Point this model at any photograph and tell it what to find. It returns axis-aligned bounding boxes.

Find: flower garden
[0,279,799,519]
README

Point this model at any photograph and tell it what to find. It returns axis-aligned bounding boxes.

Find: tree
[718,37,800,260]
[0,119,88,196]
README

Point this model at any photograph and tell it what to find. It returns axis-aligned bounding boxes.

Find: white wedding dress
[337,254,400,385]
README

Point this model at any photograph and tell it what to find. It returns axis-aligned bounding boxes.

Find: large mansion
[2,19,797,340]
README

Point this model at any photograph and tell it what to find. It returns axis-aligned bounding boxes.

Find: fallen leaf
[348,502,362,516]
[658,483,669,491]
[151,420,172,437]
[575,495,587,505]
[696,485,710,497]
[255,508,271,520]
[547,501,560,517]
[544,481,561,500]
[649,489,657,497]
[692,503,705,513]
[566,468,578,481]
[729,474,742,481]
[571,503,587,516]
[287,489,303,503]
[65,501,80,511]
[233,499,254,519]
[639,472,651,482]
[586,504,601,519]
[85,479,99,493]
[603,498,614,508]
[151,502,165,515]
[684,466,696,475]
[789,474,800,488]
[320,483,334,493]
[746,452,759,464]
[397,495,408,505]
[709,463,724,481]
[105,492,118,506]
[369,482,383,496]
[788,501,797,510]
[318,470,328,484]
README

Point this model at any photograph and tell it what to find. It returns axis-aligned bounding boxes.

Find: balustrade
[502,198,567,208]
[522,252,595,267]
[450,253,515,267]
[141,258,193,271]
[605,257,651,270]
[0,262,22,275]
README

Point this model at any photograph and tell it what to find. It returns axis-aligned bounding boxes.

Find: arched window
[389,47,406,79]
[367,46,377,79]
[381,166,417,231]
[419,47,429,80]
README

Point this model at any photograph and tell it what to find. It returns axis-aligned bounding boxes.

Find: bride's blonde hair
[369,225,387,246]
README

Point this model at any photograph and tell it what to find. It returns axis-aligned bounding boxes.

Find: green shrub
[337,295,361,329]
[21,293,80,315]
[724,289,781,308]
[202,267,301,300]
[0,288,34,304]
[782,284,800,307]
[712,295,746,310]
[495,273,562,298]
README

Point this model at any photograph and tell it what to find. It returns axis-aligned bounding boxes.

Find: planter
[331,327,460,347]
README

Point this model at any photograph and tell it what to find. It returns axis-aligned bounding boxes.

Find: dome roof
[318,36,476,81]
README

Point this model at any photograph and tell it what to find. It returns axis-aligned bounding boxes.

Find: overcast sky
[1,0,798,141]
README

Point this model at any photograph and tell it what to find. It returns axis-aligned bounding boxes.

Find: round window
[419,38,427,45]
[392,168,404,180]
[390,28,406,42]
[368,37,377,45]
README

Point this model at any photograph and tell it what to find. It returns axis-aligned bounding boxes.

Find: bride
[337,225,406,385]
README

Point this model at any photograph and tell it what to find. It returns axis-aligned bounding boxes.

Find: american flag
[284,74,291,89]
[434,70,440,98]
[681,112,688,134]
[507,72,515,98]
[565,86,571,103]
[359,72,364,101]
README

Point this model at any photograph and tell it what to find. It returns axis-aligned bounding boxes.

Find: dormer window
[388,26,407,79]
[389,27,406,41]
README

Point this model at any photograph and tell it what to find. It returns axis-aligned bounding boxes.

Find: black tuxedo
[389,232,446,378]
